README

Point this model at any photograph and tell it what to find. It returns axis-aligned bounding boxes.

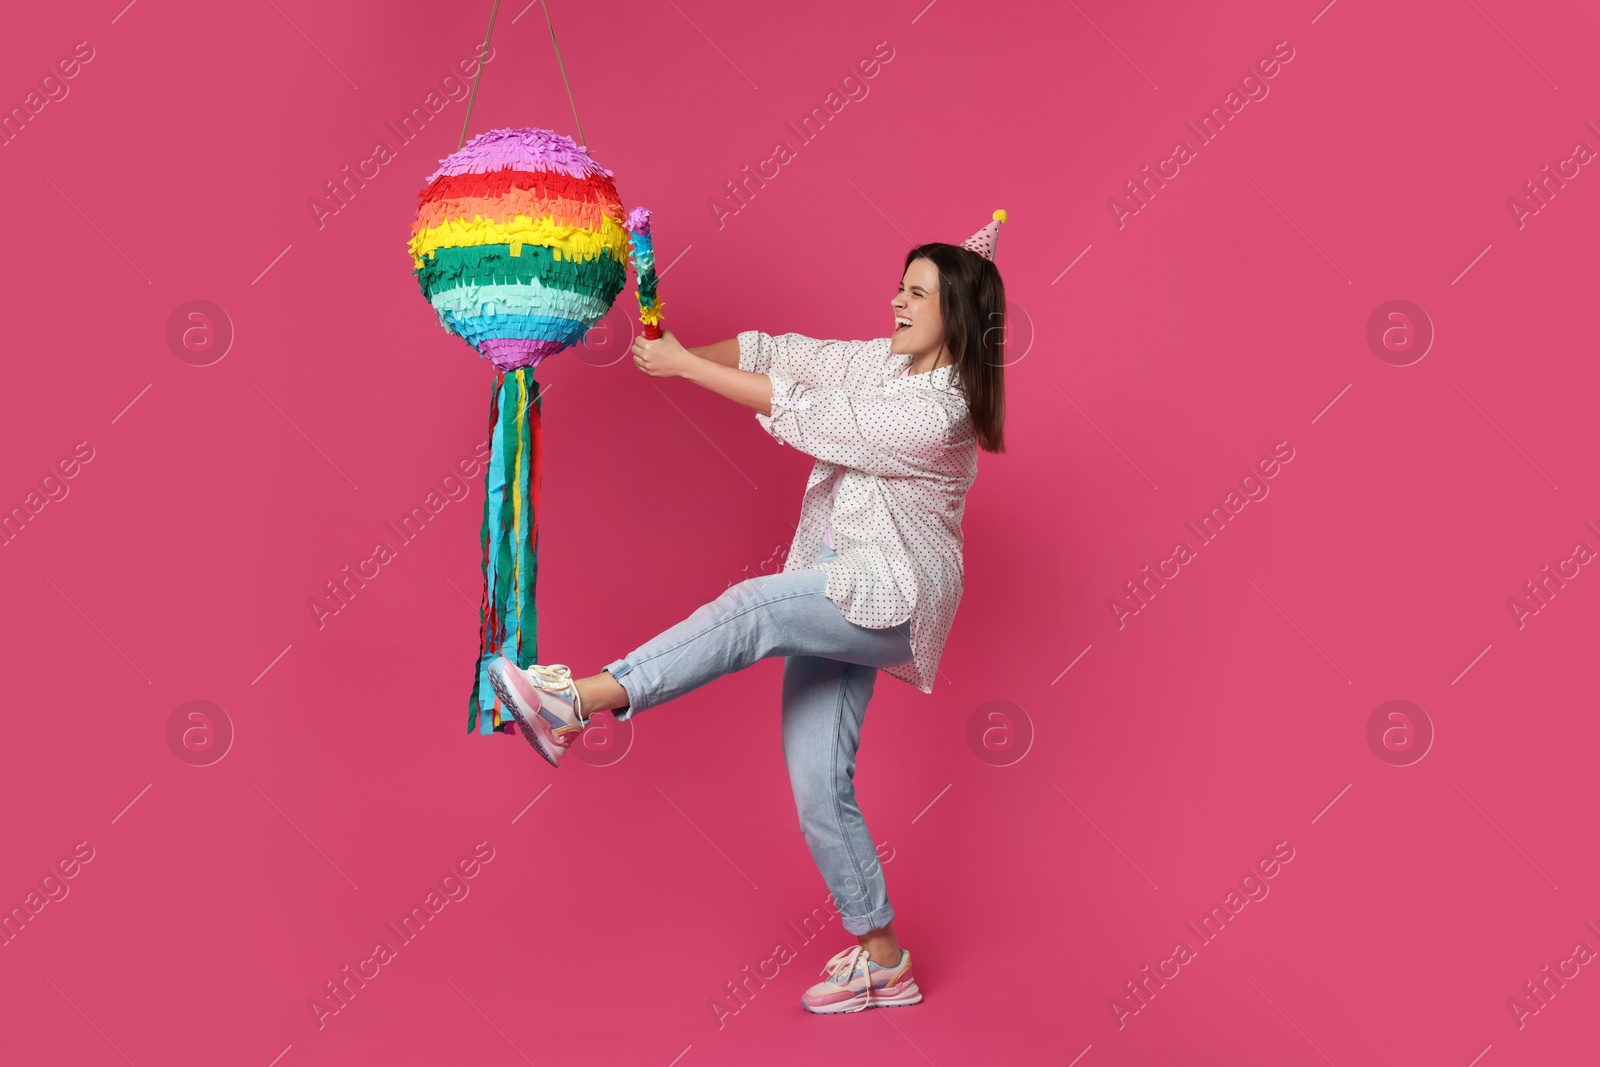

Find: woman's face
[891,258,944,356]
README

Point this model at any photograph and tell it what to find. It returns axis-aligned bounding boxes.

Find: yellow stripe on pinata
[409,212,631,268]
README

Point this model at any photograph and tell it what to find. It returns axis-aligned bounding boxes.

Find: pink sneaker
[487,658,588,768]
[801,946,922,1014]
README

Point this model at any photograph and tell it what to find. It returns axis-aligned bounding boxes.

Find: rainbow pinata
[407,126,662,738]
[409,127,632,370]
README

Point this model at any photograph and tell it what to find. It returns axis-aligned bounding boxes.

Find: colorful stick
[623,207,665,339]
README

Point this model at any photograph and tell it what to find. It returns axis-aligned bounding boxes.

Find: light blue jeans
[601,543,914,935]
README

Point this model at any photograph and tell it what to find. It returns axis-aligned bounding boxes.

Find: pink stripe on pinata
[477,336,570,371]
[425,127,613,183]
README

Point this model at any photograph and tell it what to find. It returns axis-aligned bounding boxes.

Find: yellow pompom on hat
[960,209,1006,261]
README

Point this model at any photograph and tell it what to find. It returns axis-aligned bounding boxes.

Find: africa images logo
[1109,840,1297,1029]
[1108,442,1296,628]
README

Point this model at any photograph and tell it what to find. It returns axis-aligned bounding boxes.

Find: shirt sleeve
[737,330,861,389]
[756,370,967,478]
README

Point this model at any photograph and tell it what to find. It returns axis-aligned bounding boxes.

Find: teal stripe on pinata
[416,244,626,304]
[441,311,590,348]
[428,281,615,327]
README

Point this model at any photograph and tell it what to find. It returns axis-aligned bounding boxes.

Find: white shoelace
[820,945,878,996]
[523,663,587,725]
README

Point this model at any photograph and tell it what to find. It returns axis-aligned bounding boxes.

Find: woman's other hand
[631,330,696,378]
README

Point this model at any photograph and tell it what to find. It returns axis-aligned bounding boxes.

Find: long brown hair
[903,242,1007,453]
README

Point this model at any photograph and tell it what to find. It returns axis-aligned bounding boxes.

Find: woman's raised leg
[567,536,912,722]
[572,669,628,720]
[579,568,911,722]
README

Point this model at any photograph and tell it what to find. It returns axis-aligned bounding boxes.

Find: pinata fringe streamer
[468,367,544,734]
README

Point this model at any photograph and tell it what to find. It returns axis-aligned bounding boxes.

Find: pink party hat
[961,209,1007,260]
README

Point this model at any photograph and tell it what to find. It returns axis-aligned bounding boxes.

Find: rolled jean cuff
[599,658,642,722]
[838,901,895,937]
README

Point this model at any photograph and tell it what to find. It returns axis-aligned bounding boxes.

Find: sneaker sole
[802,980,922,1014]
[487,661,563,769]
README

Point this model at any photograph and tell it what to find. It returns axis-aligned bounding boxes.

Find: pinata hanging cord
[458,0,502,150]
[457,0,588,151]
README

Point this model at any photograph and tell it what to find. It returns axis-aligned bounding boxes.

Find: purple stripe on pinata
[477,336,570,372]
[425,127,613,183]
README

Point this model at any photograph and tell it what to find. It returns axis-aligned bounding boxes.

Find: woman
[488,215,1008,1014]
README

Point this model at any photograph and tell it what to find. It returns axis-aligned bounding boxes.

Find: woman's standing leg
[781,654,900,964]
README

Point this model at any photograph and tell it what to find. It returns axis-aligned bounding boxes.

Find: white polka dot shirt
[738,329,978,693]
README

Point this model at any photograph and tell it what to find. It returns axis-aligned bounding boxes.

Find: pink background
[3,0,1598,1063]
